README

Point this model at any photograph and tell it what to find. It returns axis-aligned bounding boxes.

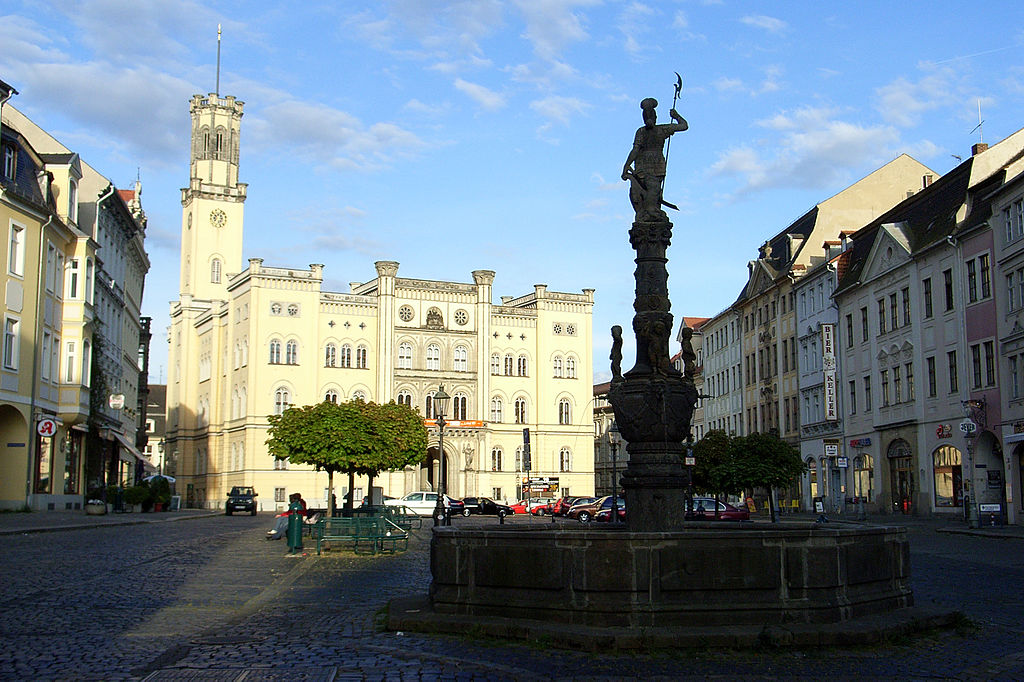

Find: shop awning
[112,431,147,464]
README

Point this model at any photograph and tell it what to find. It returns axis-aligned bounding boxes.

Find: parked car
[446,497,466,516]
[594,505,627,522]
[685,497,750,521]
[553,496,595,516]
[567,495,625,523]
[461,496,513,518]
[225,486,258,516]
[383,491,460,517]
[530,500,554,516]
[509,500,529,514]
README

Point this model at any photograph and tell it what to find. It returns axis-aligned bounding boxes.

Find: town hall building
[165,92,595,511]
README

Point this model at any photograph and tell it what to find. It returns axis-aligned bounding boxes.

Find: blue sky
[5,1,1024,383]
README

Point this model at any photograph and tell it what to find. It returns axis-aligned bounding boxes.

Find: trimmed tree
[690,430,733,517]
[266,399,427,516]
[728,432,806,522]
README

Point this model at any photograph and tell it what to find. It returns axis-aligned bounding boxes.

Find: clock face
[210,209,227,228]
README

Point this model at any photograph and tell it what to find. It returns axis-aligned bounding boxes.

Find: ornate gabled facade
[166,93,595,511]
[1,91,101,510]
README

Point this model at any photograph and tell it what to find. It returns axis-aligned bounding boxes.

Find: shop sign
[959,419,977,435]
[108,394,125,410]
[979,503,1001,512]
[823,371,838,421]
[36,418,58,438]
[523,477,559,495]
[849,438,872,447]
[824,443,839,458]
[836,456,849,468]
[423,419,484,428]
[935,424,953,439]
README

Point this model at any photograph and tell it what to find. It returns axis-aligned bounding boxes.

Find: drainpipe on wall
[26,214,55,508]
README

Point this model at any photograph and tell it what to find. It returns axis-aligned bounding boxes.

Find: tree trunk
[769,487,778,523]
[327,470,335,517]
[367,472,375,506]
[345,470,355,517]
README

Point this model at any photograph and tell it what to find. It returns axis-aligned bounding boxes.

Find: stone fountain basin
[388,521,957,649]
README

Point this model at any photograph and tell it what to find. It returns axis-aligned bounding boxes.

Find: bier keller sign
[821,323,838,421]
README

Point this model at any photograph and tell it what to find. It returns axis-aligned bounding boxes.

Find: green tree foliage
[691,429,732,494]
[728,432,806,522]
[267,399,427,475]
[266,399,427,513]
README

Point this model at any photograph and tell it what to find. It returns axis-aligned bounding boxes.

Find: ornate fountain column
[609,98,696,532]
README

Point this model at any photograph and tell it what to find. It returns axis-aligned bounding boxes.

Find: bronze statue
[610,325,623,380]
[622,98,687,223]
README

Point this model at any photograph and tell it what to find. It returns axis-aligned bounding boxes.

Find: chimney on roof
[972,143,989,156]
[923,174,933,188]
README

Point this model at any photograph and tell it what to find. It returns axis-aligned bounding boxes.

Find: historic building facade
[165,93,595,511]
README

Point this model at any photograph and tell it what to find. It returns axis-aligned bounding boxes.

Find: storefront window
[933,445,962,507]
[806,458,818,497]
[853,454,874,502]
[64,431,82,494]
[34,436,53,494]
[888,439,914,513]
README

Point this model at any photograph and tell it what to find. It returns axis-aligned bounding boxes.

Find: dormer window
[68,179,78,224]
[2,144,15,179]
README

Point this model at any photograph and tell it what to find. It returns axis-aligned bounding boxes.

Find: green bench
[313,516,409,555]
[381,505,423,531]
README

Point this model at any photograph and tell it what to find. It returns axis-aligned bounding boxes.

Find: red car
[509,500,529,515]
[685,497,750,521]
[551,496,595,516]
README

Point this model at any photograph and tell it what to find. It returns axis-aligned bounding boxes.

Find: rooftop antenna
[214,24,220,96]
[970,98,984,143]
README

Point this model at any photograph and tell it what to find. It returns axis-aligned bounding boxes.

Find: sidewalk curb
[0,511,221,536]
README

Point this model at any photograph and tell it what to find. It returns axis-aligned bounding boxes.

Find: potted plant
[149,476,172,512]
[123,485,150,513]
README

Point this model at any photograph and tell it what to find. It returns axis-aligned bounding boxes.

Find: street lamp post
[431,384,451,527]
[609,423,620,524]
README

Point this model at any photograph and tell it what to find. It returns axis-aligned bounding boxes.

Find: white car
[384,491,458,516]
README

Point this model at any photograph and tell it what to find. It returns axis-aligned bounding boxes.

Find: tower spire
[216,24,222,96]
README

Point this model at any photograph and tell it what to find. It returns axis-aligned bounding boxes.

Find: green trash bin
[286,500,304,554]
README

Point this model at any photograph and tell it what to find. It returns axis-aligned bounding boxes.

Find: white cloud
[512,0,597,61]
[619,2,656,56]
[875,70,957,128]
[247,99,427,172]
[740,14,788,34]
[530,95,588,127]
[454,78,506,110]
[713,77,744,93]
[711,107,901,196]
[404,98,448,116]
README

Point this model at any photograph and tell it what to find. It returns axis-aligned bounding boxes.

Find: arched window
[491,448,502,472]
[517,354,528,377]
[340,344,352,368]
[504,354,514,375]
[515,446,523,472]
[324,390,338,403]
[397,390,412,407]
[285,340,298,365]
[274,387,290,415]
[566,357,577,379]
[559,447,572,472]
[240,387,246,415]
[269,339,281,364]
[453,346,468,371]
[352,390,367,401]
[426,344,441,370]
[398,342,413,369]
[558,399,572,425]
[68,179,78,223]
[325,343,337,367]
[452,393,468,420]
[490,397,503,422]
[211,258,221,284]
[933,446,963,507]
[553,356,563,378]
[425,394,434,419]
[356,345,368,369]
[242,339,248,366]
[490,353,501,375]
[514,397,527,424]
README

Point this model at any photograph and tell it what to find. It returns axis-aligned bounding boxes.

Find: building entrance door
[888,438,914,514]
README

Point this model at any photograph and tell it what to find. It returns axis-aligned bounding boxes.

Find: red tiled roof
[118,189,135,203]
[682,316,711,330]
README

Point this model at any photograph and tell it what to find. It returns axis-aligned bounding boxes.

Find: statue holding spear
[621,73,687,223]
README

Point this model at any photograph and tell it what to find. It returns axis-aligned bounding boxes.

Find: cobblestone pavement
[1,511,1023,680]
